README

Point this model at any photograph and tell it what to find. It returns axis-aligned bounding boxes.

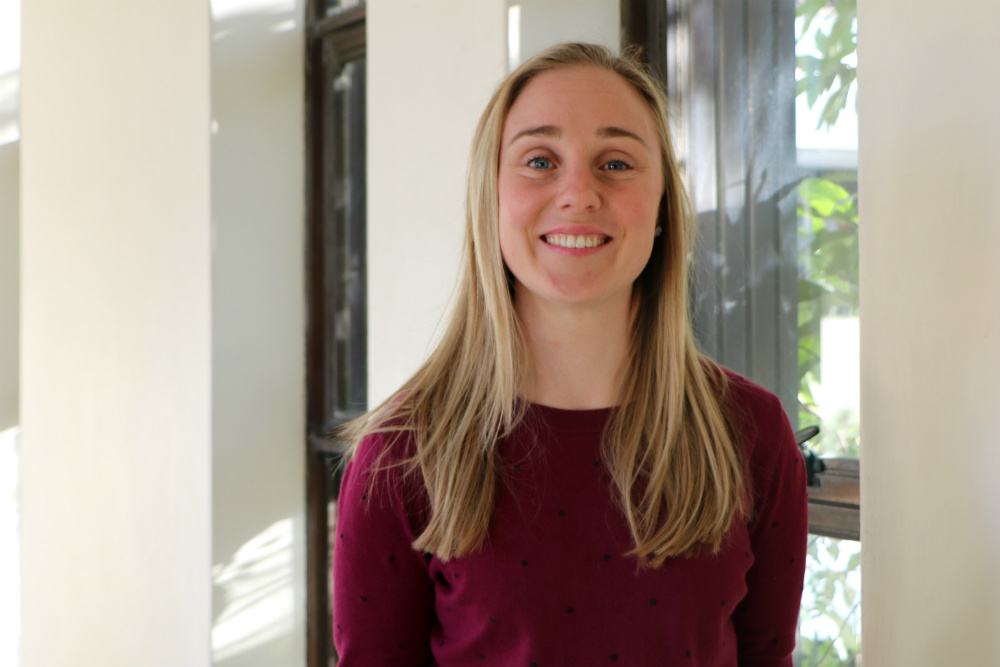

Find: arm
[733,392,809,667]
[333,432,437,667]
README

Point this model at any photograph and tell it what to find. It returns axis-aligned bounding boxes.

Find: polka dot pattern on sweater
[332,378,808,666]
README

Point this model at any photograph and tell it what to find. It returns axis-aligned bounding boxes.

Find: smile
[542,233,609,249]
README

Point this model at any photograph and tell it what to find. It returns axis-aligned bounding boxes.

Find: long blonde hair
[340,42,746,566]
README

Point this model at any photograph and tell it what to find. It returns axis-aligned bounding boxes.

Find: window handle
[795,426,826,487]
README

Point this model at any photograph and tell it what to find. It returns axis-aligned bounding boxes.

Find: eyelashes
[603,159,633,171]
[524,156,634,172]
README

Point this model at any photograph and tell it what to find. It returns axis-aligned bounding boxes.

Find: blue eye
[528,157,553,169]
[604,159,632,171]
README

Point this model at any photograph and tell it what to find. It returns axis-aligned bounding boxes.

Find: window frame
[304,2,366,665]
[622,0,859,540]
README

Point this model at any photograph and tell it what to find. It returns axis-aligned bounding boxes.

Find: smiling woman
[498,66,662,316]
[496,65,665,410]
[332,42,807,667]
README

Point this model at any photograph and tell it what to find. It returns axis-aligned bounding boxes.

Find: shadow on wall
[0,69,19,434]
[213,518,296,664]
[209,0,307,664]
[0,428,21,667]
[0,21,21,665]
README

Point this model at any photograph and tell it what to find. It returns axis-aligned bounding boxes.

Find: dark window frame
[305,2,366,665]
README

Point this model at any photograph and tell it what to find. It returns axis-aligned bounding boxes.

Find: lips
[542,233,610,249]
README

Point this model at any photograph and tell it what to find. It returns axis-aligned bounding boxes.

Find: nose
[556,162,601,213]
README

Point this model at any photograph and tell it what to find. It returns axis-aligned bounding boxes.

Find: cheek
[497,179,537,264]
[496,201,521,269]
[627,191,664,269]
[498,188,531,232]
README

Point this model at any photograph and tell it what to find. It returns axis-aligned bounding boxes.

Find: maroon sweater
[333,373,808,667]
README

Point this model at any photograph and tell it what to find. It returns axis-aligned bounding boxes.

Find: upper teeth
[544,234,607,249]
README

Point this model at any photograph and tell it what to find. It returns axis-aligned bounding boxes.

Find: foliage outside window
[793,1,860,666]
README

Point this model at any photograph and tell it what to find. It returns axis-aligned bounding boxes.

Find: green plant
[796,0,857,128]
[795,536,862,667]
[796,172,859,458]
[794,3,861,666]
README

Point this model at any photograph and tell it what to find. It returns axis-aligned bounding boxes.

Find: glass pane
[330,55,367,419]
[325,0,363,17]
[794,1,860,664]
[795,0,859,458]
[796,536,861,667]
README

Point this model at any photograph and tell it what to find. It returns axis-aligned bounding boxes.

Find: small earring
[654,226,662,237]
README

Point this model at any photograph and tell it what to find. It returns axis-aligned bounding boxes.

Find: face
[497,66,664,312]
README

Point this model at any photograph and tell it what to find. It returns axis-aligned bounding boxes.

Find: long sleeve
[732,387,809,667]
[333,432,437,667]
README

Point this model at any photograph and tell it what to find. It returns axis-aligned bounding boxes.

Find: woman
[333,42,807,667]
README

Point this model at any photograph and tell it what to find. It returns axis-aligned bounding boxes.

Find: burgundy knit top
[333,372,808,667]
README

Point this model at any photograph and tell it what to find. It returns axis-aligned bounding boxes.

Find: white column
[366,0,508,405]
[20,1,212,665]
[860,2,1000,665]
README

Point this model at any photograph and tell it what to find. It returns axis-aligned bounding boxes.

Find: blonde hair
[340,42,745,566]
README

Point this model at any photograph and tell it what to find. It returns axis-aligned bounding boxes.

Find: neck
[515,289,632,410]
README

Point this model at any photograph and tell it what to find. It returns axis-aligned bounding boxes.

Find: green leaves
[796,0,857,129]
[796,174,859,458]
[798,177,851,217]
[794,6,861,666]
[796,536,862,667]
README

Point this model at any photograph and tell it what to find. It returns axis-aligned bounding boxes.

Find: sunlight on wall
[212,519,295,662]
[0,427,21,667]
[0,0,20,146]
[0,1,20,666]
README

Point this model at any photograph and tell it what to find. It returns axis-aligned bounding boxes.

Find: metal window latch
[794,425,826,487]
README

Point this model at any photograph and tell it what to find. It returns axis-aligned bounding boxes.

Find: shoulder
[714,367,805,512]
[714,367,799,471]
[718,367,789,436]
[343,400,418,479]
[341,424,431,529]
[342,423,416,498]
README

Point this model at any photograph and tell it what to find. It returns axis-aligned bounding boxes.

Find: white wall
[20,2,213,665]
[209,0,306,664]
[859,2,1000,665]
[0,140,16,434]
[509,0,619,69]
[366,0,508,405]
[0,0,20,434]
[0,91,20,667]
[19,0,307,665]
[1,0,22,661]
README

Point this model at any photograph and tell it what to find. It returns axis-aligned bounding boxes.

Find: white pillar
[860,2,1000,665]
[20,1,213,665]
[366,0,508,405]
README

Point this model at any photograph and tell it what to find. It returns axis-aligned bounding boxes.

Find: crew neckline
[526,401,615,433]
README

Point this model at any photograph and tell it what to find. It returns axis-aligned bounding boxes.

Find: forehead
[502,66,659,144]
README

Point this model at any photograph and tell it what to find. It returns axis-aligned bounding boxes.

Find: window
[304,1,366,665]
[624,0,860,664]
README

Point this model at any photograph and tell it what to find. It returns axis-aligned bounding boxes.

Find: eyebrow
[508,125,560,145]
[597,126,647,147]
[507,124,648,147]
